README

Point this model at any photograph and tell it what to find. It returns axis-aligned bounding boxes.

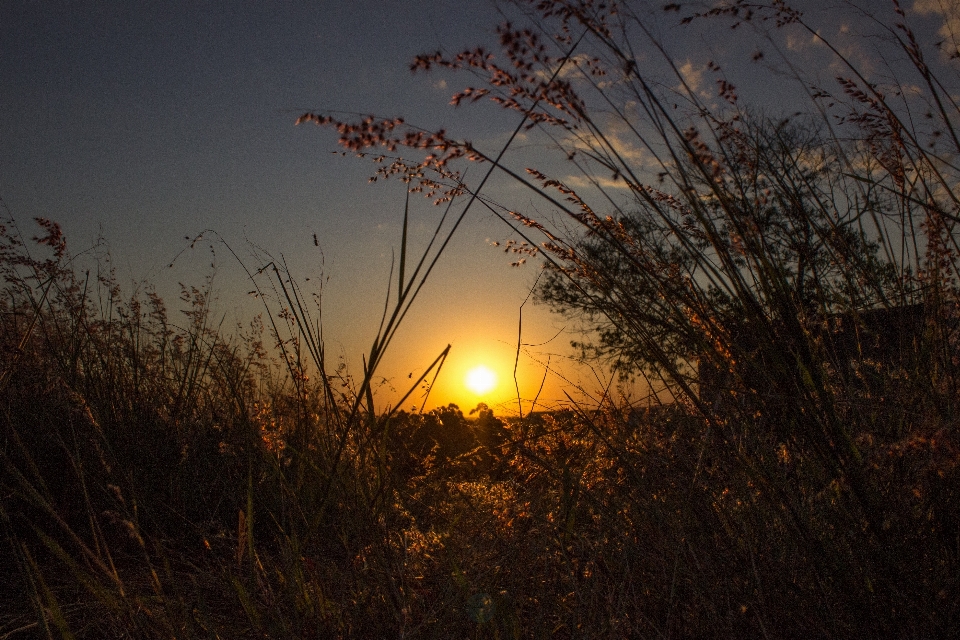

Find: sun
[465,365,497,395]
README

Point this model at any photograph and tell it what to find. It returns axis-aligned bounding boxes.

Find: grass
[2,213,957,638]
[5,0,960,637]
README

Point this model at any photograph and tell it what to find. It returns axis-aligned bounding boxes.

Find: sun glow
[465,365,497,395]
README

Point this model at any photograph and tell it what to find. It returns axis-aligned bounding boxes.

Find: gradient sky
[1,0,596,413]
[3,1,954,413]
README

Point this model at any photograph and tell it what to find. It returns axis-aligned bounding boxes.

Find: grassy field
[5,1,960,637]
[1,214,957,638]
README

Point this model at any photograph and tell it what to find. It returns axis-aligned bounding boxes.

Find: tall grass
[0,209,452,636]
[5,0,960,637]
[297,0,960,636]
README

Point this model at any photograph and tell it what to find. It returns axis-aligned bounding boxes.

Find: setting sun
[465,365,497,395]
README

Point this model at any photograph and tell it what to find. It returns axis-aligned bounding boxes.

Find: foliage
[5,0,960,637]
[295,0,960,636]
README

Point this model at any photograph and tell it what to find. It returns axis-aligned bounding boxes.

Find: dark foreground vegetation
[6,0,960,637]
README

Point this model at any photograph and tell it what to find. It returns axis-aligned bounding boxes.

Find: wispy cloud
[675,59,709,98]
[564,174,632,190]
[913,0,960,50]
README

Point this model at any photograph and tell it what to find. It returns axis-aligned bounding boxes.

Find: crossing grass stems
[4,1,960,637]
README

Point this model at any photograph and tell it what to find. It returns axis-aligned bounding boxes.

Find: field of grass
[1,215,958,638]
[5,1,960,637]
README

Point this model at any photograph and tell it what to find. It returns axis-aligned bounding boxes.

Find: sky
[3,0,956,414]
[1,0,597,414]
